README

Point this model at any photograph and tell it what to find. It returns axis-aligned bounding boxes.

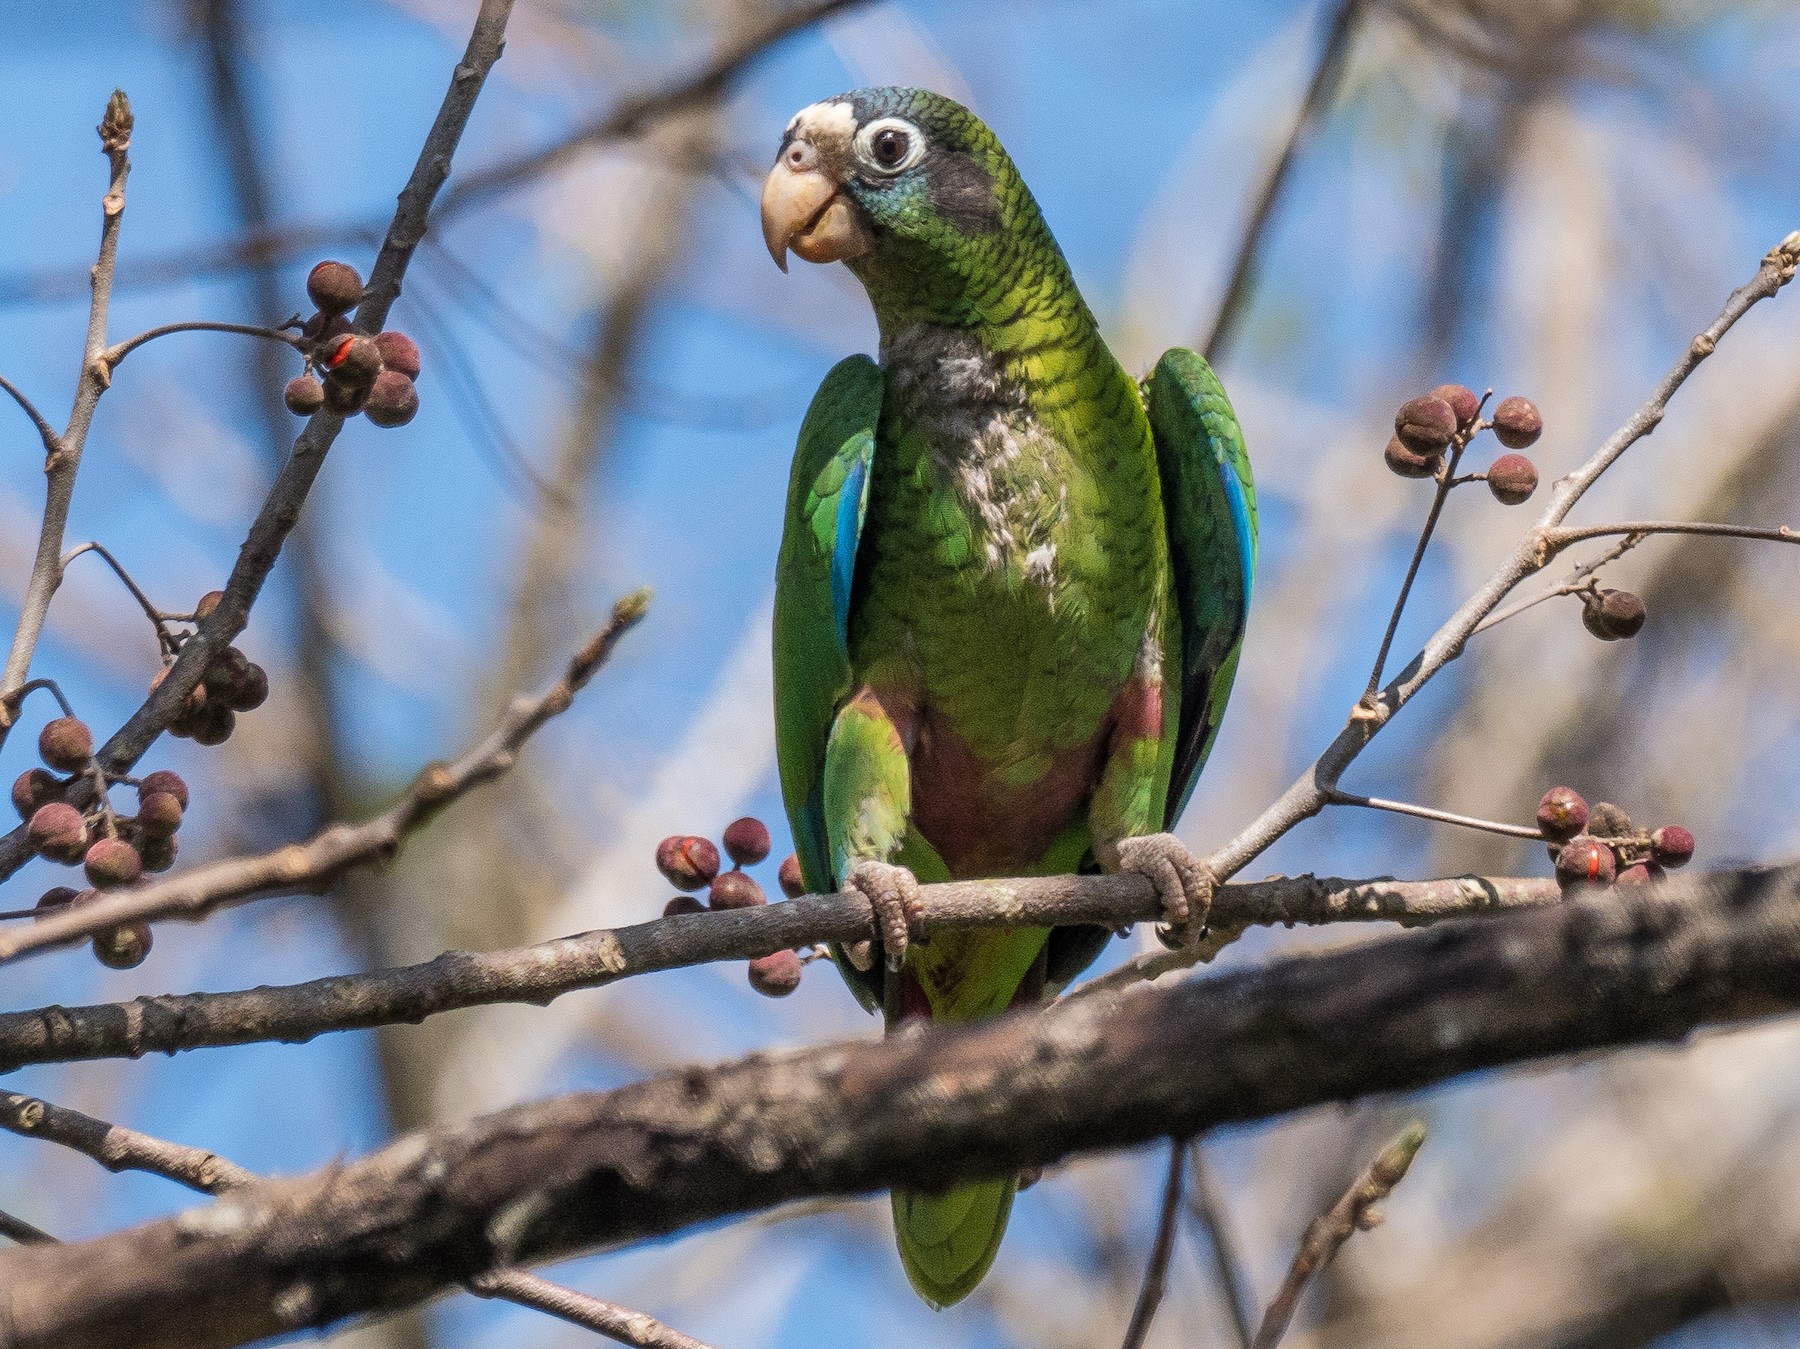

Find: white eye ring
[855,117,925,175]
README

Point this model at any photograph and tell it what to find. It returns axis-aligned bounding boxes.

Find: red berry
[1429,384,1480,428]
[135,791,184,837]
[322,335,382,389]
[1486,453,1538,506]
[1384,436,1440,480]
[137,770,189,809]
[1395,395,1458,455]
[1615,861,1664,886]
[1492,396,1543,449]
[662,895,707,918]
[722,816,772,867]
[1650,825,1695,869]
[28,802,88,863]
[748,949,803,997]
[373,331,421,380]
[709,870,767,910]
[777,853,806,899]
[84,837,142,889]
[655,835,719,891]
[306,260,363,315]
[39,716,93,772]
[1555,837,1616,889]
[12,768,62,821]
[1536,787,1589,842]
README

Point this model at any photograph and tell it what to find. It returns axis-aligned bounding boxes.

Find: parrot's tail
[893,1179,1016,1309]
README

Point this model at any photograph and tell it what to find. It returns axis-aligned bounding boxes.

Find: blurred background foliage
[1,1,1799,1345]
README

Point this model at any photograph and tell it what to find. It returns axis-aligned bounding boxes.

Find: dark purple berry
[322,373,368,415]
[1615,861,1663,886]
[709,870,767,910]
[1492,396,1543,449]
[1536,787,1589,842]
[284,375,325,416]
[188,703,236,747]
[138,832,178,873]
[301,311,353,343]
[306,260,363,316]
[135,791,183,837]
[138,770,188,809]
[747,949,803,997]
[32,886,79,920]
[39,716,93,772]
[322,334,382,389]
[1587,801,1635,839]
[1395,395,1459,455]
[1429,384,1480,428]
[93,923,152,970]
[373,331,421,380]
[1650,825,1695,869]
[662,895,706,918]
[1486,453,1538,505]
[777,853,806,899]
[28,803,88,863]
[655,835,720,891]
[1384,436,1440,480]
[12,768,62,821]
[722,816,772,867]
[363,370,419,428]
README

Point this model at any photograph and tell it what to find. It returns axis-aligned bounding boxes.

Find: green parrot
[762,87,1256,1307]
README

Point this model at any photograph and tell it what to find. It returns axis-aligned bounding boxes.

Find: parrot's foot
[1106,833,1215,945]
[847,859,924,972]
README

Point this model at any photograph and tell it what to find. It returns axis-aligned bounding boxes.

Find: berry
[655,835,719,891]
[363,370,419,428]
[84,837,142,888]
[373,331,421,380]
[1650,825,1695,869]
[1536,786,1589,842]
[93,923,152,970]
[284,375,325,416]
[777,853,806,899]
[748,949,803,997]
[188,703,236,747]
[306,260,363,315]
[1486,453,1538,505]
[32,886,79,920]
[28,803,87,863]
[138,832,178,873]
[1587,802,1635,839]
[12,768,62,821]
[1615,861,1664,886]
[1581,589,1647,641]
[301,311,353,342]
[138,770,189,810]
[709,870,767,910]
[1555,836,1616,888]
[39,716,93,771]
[322,335,383,389]
[722,816,772,867]
[322,373,368,416]
[228,662,268,712]
[204,647,268,712]
[136,791,183,837]
[1429,384,1480,428]
[1492,396,1543,449]
[662,895,706,918]
[1384,436,1440,480]
[1395,395,1459,455]
[195,591,224,622]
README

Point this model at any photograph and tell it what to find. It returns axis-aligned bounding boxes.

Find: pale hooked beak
[760,138,873,272]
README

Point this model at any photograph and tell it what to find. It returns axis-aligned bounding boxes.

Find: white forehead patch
[788,100,858,148]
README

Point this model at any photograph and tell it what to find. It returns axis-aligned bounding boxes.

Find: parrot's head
[761,87,1059,326]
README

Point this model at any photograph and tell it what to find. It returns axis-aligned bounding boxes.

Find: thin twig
[0,1207,54,1246]
[1203,0,1367,364]
[1250,1122,1428,1349]
[61,541,177,650]
[1188,1144,1256,1349]
[0,91,134,730]
[1544,519,1800,551]
[0,0,519,883]
[0,588,646,963]
[0,1093,255,1194]
[1472,533,1642,634]
[98,319,301,373]
[468,1270,718,1349]
[0,374,59,453]
[0,871,1562,1073]
[1326,790,1544,840]
[1120,1140,1187,1349]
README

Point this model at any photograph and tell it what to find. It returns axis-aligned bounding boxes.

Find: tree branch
[0,375,59,455]
[0,0,518,884]
[0,871,1560,1074]
[0,589,646,963]
[0,862,1792,1349]
[466,1271,719,1349]
[1119,1140,1186,1349]
[0,1093,254,1195]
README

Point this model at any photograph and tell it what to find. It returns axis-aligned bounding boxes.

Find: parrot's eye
[855,117,925,176]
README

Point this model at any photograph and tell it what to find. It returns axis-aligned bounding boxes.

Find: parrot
[761,87,1256,1307]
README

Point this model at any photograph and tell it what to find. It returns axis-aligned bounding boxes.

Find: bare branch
[467,1271,718,1349]
[0,871,1561,1074]
[0,1208,55,1246]
[1250,1122,1427,1348]
[0,862,1792,1349]
[0,1093,255,1195]
[0,0,519,884]
[1119,1141,1186,1349]
[1188,1144,1256,1349]
[1544,519,1800,551]
[60,542,177,651]
[0,375,59,454]
[0,589,647,963]
[97,319,301,374]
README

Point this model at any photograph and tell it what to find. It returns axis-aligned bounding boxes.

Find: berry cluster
[15,718,189,969]
[283,261,421,428]
[150,591,269,746]
[1537,786,1694,892]
[655,816,808,998]
[1386,384,1541,505]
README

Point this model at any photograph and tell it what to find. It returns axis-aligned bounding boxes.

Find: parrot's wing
[773,355,882,1000]
[1144,348,1257,829]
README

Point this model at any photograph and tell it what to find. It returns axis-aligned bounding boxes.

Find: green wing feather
[772,354,883,1009]
[1144,348,1257,827]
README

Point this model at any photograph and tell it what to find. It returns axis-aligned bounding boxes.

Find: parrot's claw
[1109,832,1215,946]
[847,859,925,972]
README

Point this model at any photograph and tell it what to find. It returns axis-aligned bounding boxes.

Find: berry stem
[0,374,59,456]
[60,541,179,655]
[97,320,303,377]
[1361,432,1470,703]
[1325,789,1544,841]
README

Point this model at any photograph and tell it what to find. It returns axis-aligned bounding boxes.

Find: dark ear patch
[928,149,1001,235]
